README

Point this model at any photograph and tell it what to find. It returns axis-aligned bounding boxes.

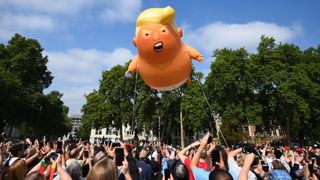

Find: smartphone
[207,136,213,144]
[44,152,59,164]
[211,149,220,168]
[39,141,44,149]
[309,157,316,176]
[261,163,269,173]
[115,148,124,166]
[164,168,170,180]
[311,157,316,165]
[84,151,89,158]
[112,142,121,148]
[57,141,63,150]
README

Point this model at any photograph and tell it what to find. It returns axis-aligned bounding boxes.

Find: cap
[296,147,302,153]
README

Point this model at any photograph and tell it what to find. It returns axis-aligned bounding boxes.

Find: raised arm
[125,57,138,77]
[190,135,208,170]
[228,148,242,158]
[184,44,203,62]
[238,153,255,180]
[177,141,200,163]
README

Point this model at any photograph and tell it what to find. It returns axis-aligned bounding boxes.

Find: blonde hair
[87,157,117,180]
[135,6,177,37]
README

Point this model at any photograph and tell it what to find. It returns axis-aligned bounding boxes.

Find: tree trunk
[286,117,291,145]
[180,104,185,148]
[120,125,123,141]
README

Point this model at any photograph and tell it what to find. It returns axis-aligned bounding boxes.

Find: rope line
[191,66,229,147]
[131,69,139,131]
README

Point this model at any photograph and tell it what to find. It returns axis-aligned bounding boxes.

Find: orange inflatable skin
[127,24,202,91]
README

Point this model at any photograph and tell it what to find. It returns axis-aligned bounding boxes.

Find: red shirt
[184,158,195,180]
[197,160,213,171]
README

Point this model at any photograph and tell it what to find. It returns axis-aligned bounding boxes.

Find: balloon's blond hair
[135,6,177,37]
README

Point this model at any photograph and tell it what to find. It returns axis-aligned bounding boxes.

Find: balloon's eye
[162,29,166,32]
[145,33,149,36]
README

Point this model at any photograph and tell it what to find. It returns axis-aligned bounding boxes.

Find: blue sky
[0,0,319,115]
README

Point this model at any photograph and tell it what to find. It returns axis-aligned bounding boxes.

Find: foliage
[206,36,320,143]
[0,34,70,138]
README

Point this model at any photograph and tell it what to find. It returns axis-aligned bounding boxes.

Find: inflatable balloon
[126,6,203,91]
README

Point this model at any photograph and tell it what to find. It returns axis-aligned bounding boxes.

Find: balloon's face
[135,24,181,58]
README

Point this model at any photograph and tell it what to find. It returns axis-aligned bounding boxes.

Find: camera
[242,144,257,154]
[44,152,59,164]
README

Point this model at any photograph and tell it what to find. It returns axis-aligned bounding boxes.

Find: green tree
[181,72,209,132]
[300,47,320,141]
[80,90,105,139]
[206,36,320,144]
[81,64,135,140]
[205,47,262,142]
[0,34,70,138]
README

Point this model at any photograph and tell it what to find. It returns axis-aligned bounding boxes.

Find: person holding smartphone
[190,135,233,180]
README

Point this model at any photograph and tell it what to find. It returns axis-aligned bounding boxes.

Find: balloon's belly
[139,57,192,91]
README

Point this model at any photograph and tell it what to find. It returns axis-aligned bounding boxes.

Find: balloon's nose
[153,32,160,41]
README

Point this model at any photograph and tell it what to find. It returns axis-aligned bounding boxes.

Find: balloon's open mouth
[153,41,163,52]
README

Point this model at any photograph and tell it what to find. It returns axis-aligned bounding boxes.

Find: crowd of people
[0,133,319,180]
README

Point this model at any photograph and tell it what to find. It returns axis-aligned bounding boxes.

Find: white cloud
[46,48,134,85]
[0,0,141,40]
[0,0,92,15]
[100,0,142,23]
[59,86,94,115]
[184,21,303,54]
[0,14,56,39]
[45,47,134,114]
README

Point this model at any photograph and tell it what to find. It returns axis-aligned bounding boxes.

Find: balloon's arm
[184,44,203,62]
[125,57,138,78]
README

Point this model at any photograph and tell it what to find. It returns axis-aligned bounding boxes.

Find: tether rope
[191,65,229,147]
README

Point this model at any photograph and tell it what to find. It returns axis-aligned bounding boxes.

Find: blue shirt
[136,161,152,180]
[161,157,169,175]
[192,167,209,180]
[269,169,292,180]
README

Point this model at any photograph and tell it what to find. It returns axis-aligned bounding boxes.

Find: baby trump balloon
[125,6,203,91]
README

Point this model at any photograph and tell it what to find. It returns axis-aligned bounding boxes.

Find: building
[69,114,81,138]
[89,125,157,144]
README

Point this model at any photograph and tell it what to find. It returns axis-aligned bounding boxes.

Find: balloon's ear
[177,28,183,38]
[133,38,137,47]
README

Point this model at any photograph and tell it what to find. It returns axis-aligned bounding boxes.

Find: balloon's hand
[196,55,203,62]
[125,71,132,78]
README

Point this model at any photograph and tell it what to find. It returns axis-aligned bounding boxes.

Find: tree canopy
[0,34,71,138]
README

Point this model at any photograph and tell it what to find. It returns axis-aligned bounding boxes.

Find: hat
[295,148,302,153]
[139,149,148,159]
[313,143,319,149]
